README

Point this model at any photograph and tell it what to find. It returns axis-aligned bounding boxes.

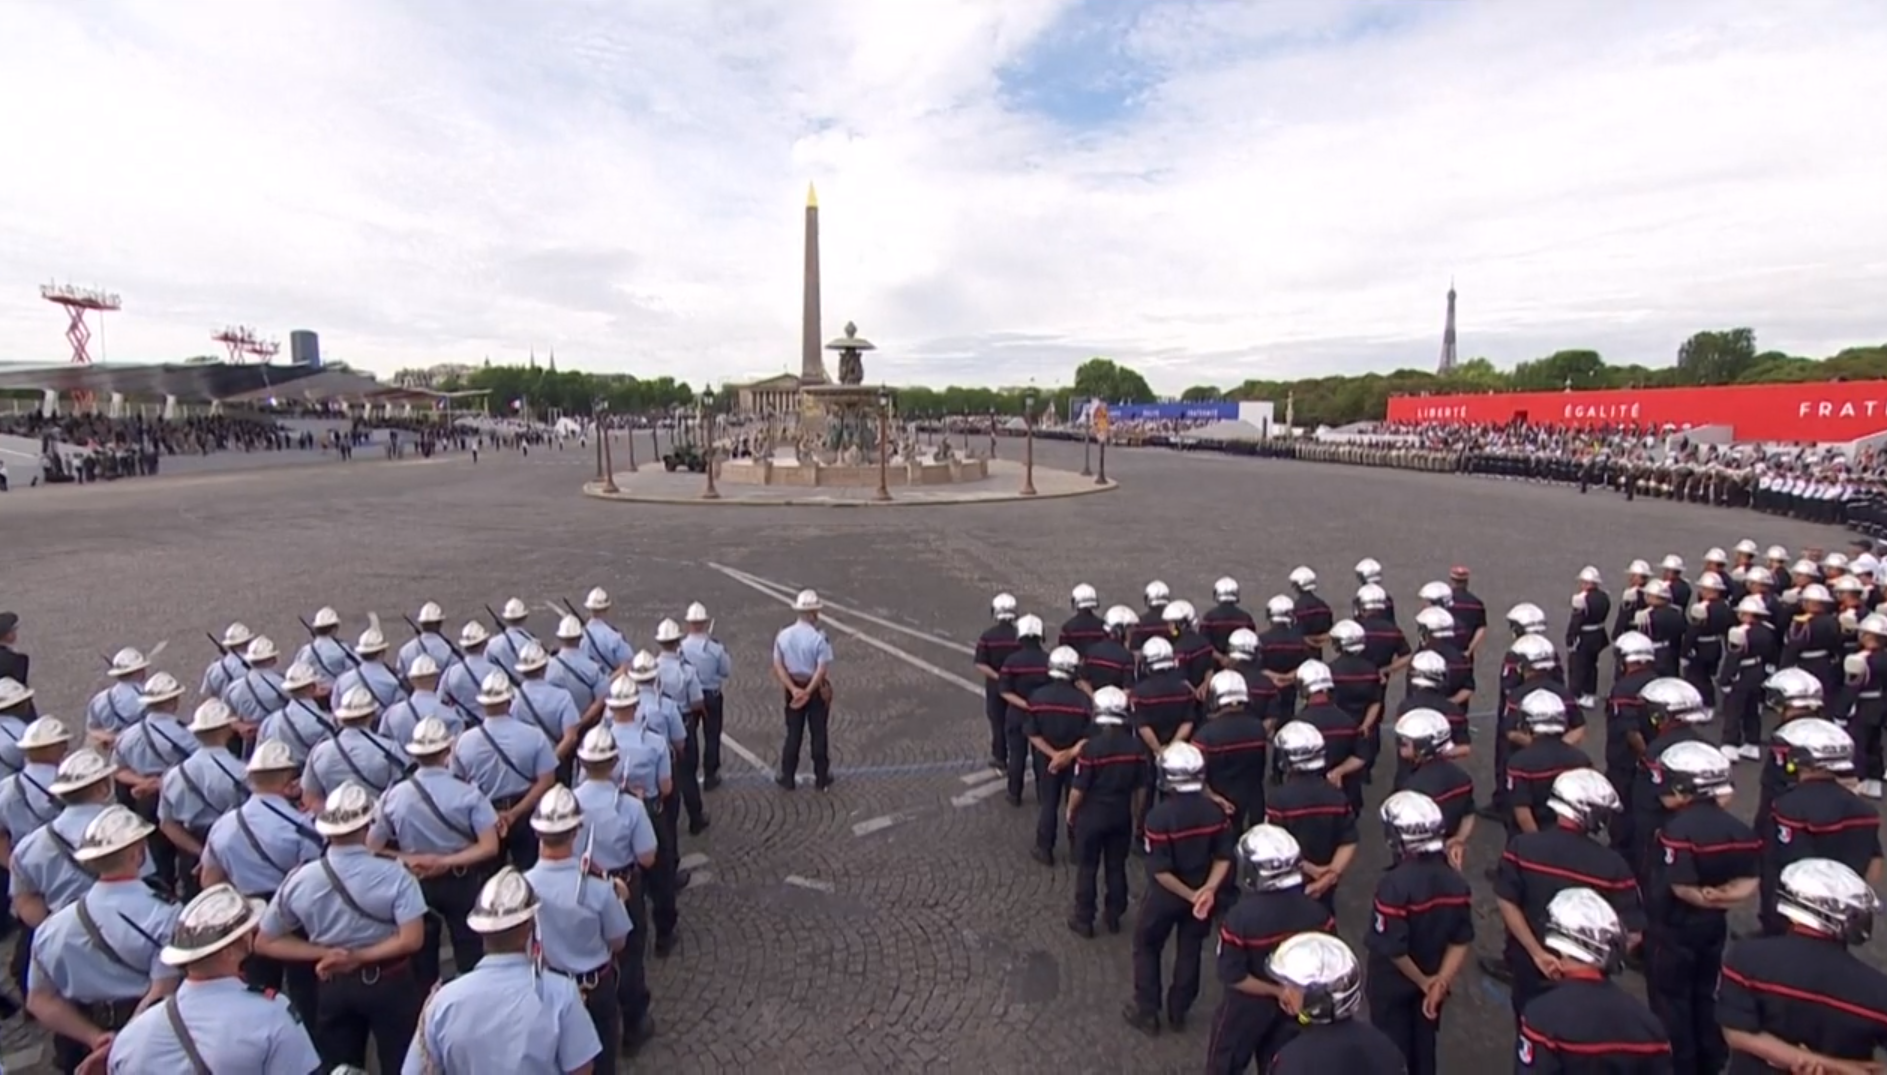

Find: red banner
[1385,381,1887,443]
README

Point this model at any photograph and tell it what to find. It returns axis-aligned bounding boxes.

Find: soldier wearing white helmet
[1624,677,1713,885]
[1134,580,1172,649]
[1065,686,1146,938]
[1634,579,1686,678]
[1784,581,1844,701]
[1393,650,1471,773]
[257,781,428,1072]
[1121,742,1234,1037]
[1200,577,1258,660]
[1294,660,1369,814]
[1506,692,1593,837]
[680,601,733,791]
[1076,606,1138,697]
[522,785,632,1067]
[1266,722,1360,913]
[1514,888,1668,1072]
[257,662,336,768]
[1257,594,1316,724]
[397,600,457,677]
[199,622,254,701]
[1222,627,1280,720]
[331,617,408,716]
[1023,647,1092,866]
[1192,669,1269,839]
[291,606,351,697]
[1494,636,1583,833]
[568,587,631,671]
[1288,568,1335,650]
[652,618,709,835]
[1392,708,1476,868]
[1655,553,1690,610]
[455,668,559,872]
[110,670,197,894]
[1057,583,1108,658]
[995,614,1053,807]
[1368,790,1476,1072]
[86,645,155,753]
[1684,570,1734,708]
[511,640,584,787]
[1719,597,1782,765]
[379,652,460,746]
[568,723,660,1051]
[1160,600,1215,695]
[974,594,1025,774]
[0,715,70,860]
[26,803,180,1072]
[773,589,836,793]
[1126,636,1195,836]
[157,701,247,899]
[217,635,283,736]
[484,597,539,678]
[1566,566,1611,709]
[1265,934,1405,1071]
[301,685,411,808]
[545,613,608,723]
[437,621,499,721]
[1326,620,1391,792]
[1612,559,1652,640]
[1846,613,1887,798]
[1204,825,1334,1074]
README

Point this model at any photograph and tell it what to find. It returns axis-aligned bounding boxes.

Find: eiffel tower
[1437,280,1458,375]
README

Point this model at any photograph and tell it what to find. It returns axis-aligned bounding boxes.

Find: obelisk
[800,183,829,385]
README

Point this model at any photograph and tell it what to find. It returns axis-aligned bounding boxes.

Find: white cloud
[0,0,1882,394]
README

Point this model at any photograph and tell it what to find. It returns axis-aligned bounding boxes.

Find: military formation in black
[971,540,1887,1073]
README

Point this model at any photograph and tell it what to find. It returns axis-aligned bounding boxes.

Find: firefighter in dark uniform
[1446,565,1489,659]
[1413,607,1472,711]
[1605,632,1659,855]
[1394,652,1469,778]
[1499,603,1552,719]
[1122,742,1233,1037]
[1613,559,1652,643]
[1367,790,1474,1075]
[1194,670,1269,843]
[1353,558,1397,624]
[1629,677,1716,886]
[1129,636,1197,842]
[1265,932,1406,1071]
[1636,579,1687,678]
[1833,576,1870,662]
[1645,740,1760,1075]
[1515,888,1672,1072]
[1720,596,1781,765]
[1497,636,1583,833]
[1764,718,1882,937]
[1841,613,1887,798]
[996,614,1051,807]
[1201,577,1257,659]
[1391,709,1475,869]
[1288,567,1334,653]
[1162,601,1216,696]
[1755,669,1829,840]
[1133,580,1172,652]
[1327,621,1386,787]
[1489,769,1644,1012]
[1056,584,1107,657]
[1743,565,1785,635]
[1659,554,1693,610]
[1022,646,1091,865]
[1569,565,1615,705]
[1784,583,1843,700]
[1259,596,1314,724]
[1719,858,1887,1071]
[1204,826,1333,1075]
[973,594,1021,773]
[1293,661,1366,815]
[1682,572,1732,707]
[1065,687,1145,938]
[1505,692,1593,837]
[1264,722,1358,915]
[1225,629,1279,728]
[1356,585,1413,682]
[1728,539,1761,599]
[1076,606,1137,696]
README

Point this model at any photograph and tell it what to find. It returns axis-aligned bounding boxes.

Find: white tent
[1176,419,1268,443]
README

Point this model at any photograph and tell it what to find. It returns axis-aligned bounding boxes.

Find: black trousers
[649,795,680,939]
[1682,663,1717,708]
[1368,983,1439,1075]
[1004,715,1030,800]
[1721,686,1763,747]
[495,795,538,871]
[124,787,177,896]
[1605,765,1637,855]
[1646,928,1729,1075]
[1131,886,1209,1020]
[53,998,139,1074]
[701,690,725,780]
[315,961,422,1073]
[983,686,1007,766]
[567,963,622,1075]
[8,921,32,1000]
[243,951,320,1030]
[677,714,705,825]
[1503,939,1550,1017]
[616,873,651,1031]
[780,690,831,783]
[1072,808,1132,926]
[1205,995,1293,1074]
[1851,706,1886,780]
[1568,638,1604,697]
[418,867,487,989]
[1033,755,1074,851]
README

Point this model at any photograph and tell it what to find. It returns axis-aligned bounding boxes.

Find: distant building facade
[733,373,803,416]
[290,330,322,368]
[394,363,477,389]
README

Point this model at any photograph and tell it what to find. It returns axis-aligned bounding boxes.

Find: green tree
[1071,358,1156,404]
[1676,328,1758,386]
[1180,384,1223,402]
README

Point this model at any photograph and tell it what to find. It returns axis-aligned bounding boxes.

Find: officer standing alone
[772,590,835,791]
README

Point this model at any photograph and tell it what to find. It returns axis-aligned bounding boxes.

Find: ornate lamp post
[596,398,620,493]
[1095,430,1108,485]
[1020,387,1038,497]
[874,385,893,502]
[622,407,638,472]
[700,389,720,499]
[987,408,997,458]
[1080,402,1094,477]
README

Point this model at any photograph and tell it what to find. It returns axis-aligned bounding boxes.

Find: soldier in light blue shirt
[546,615,608,721]
[380,653,460,744]
[487,597,539,678]
[626,652,686,755]
[111,671,198,895]
[397,601,456,674]
[104,884,323,1075]
[291,605,353,696]
[223,635,291,734]
[681,602,733,790]
[157,699,248,900]
[257,663,335,766]
[0,677,33,780]
[618,657,685,958]
[514,642,583,782]
[401,867,601,1075]
[599,680,673,803]
[451,671,558,871]
[85,647,153,754]
[10,750,153,953]
[772,589,836,790]
[199,741,322,902]
[441,622,499,717]
[579,587,632,672]
[0,716,69,852]
[572,726,658,1050]
[198,622,253,699]
[332,624,407,712]
[302,686,410,806]
[371,717,500,991]
[654,619,708,834]
[27,805,181,1071]
[258,781,427,1074]
[523,787,629,1069]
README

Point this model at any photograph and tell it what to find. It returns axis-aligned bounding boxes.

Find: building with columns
[734,373,804,416]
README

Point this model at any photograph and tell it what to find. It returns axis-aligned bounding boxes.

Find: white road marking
[713,564,976,655]
[707,563,986,695]
[784,874,835,892]
[851,813,903,837]
[959,769,1004,785]
[949,778,1012,808]
[678,852,711,872]
[719,732,776,777]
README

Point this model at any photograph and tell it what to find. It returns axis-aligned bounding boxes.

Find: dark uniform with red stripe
[1172,624,1217,694]
[1393,688,1469,784]
[1360,614,1412,679]
[1328,652,1384,784]
[1429,638,1476,708]
[1366,853,1474,1075]
[1068,727,1146,932]
[1763,777,1881,936]
[1295,700,1364,814]
[1646,799,1760,1075]
[1131,607,1168,652]
[1055,609,1108,658]
[1258,624,1313,724]
[1631,724,1710,886]
[1201,603,1257,657]
[1130,669,1197,762]
[1292,594,1334,649]
[1497,679,1584,831]
[1205,888,1333,1074]
[973,622,1021,770]
[1449,582,1488,655]
[1516,967,1673,1074]
[1603,667,1657,852]
[1131,791,1234,1028]
[1505,736,1591,834]
[1022,678,1091,858]
[1395,756,1475,844]
[1495,822,1646,1015]
[1077,636,1134,694]
[1269,1017,1407,1073]
[1236,663,1280,728]
[997,642,1053,803]
[1194,707,1269,839]
[1265,773,1357,914]
[1718,928,1887,1074]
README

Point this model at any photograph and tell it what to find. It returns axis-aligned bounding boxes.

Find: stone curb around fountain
[579,467,1117,508]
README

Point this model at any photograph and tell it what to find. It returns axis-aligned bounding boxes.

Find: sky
[0,0,1883,395]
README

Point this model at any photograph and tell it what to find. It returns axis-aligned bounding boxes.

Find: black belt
[78,997,141,1030]
[554,961,617,991]
[337,957,410,984]
[703,689,723,698]
[492,794,525,811]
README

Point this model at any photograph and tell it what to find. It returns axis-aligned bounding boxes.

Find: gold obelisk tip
[806,182,818,209]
